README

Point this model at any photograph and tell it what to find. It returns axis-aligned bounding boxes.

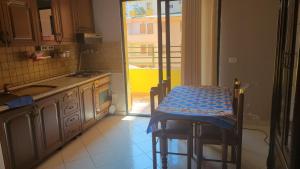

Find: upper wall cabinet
[0,4,6,45]
[36,0,74,44]
[71,0,95,33]
[1,0,40,46]
[0,0,94,46]
[57,0,74,42]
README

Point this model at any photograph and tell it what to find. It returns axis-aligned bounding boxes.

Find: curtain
[181,0,218,86]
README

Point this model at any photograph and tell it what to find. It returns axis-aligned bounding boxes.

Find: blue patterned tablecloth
[147,86,235,133]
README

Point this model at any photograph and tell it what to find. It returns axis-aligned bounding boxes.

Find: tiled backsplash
[0,44,79,90]
[81,42,123,73]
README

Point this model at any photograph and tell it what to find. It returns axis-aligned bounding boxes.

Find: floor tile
[36,151,64,169]
[64,158,96,169]
[61,139,90,163]
[37,115,270,169]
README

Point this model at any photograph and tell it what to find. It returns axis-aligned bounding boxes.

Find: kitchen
[0,0,299,169]
[0,0,117,168]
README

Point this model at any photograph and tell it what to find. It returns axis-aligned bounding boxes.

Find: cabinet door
[63,112,81,141]
[0,106,39,169]
[36,96,63,156]
[56,0,74,42]
[36,0,58,43]
[0,3,6,45]
[71,0,94,33]
[61,88,80,117]
[2,0,39,46]
[79,83,96,129]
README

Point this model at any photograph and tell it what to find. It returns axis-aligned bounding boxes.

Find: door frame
[119,0,223,116]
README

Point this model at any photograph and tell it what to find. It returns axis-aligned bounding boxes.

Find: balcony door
[121,0,182,116]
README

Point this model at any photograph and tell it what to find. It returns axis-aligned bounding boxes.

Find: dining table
[147,85,236,169]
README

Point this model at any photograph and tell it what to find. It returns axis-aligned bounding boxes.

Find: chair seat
[199,125,237,145]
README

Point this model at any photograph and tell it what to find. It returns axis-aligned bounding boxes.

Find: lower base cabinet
[0,106,39,169]
[63,111,82,141]
[35,95,64,158]
[79,83,96,130]
[0,76,111,169]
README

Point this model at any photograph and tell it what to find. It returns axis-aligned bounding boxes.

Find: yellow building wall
[128,69,181,94]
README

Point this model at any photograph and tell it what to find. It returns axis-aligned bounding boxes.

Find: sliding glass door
[121,0,182,116]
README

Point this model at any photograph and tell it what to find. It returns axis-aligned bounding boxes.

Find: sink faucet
[3,84,11,94]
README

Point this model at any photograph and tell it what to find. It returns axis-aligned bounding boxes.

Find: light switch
[228,57,238,63]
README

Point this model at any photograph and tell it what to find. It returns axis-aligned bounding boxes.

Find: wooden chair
[194,79,241,160]
[196,88,245,169]
[151,81,193,169]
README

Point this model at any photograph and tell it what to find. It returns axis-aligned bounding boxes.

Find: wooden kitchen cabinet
[79,82,96,129]
[71,0,95,33]
[60,88,82,141]
[36,0,74,44]
[56,0,74,42]
[0,3,6,45]
[0,106,39,169]
[36,95,63,157]
[1,0,40,46]
[63,111,82,141]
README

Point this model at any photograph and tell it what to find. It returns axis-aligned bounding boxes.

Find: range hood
[76,33,103,44]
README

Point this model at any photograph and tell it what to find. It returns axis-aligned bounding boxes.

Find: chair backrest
[235,88,245,142]
[233,78,241,115]
[150,86,160,117]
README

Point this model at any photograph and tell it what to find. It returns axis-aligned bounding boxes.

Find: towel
[5,96,34,109]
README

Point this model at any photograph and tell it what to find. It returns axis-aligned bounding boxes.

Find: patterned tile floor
[37,116,269,169]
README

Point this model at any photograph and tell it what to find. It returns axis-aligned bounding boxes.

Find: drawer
[63,112,82,140]
[62,100,80,116]
[62,88,79,103]
[94,76,111,87]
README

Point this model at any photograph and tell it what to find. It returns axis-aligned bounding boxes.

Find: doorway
[121,0,182,116]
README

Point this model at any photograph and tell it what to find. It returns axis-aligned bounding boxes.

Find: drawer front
[62,88,79,103]
[64,112,82,140]
[63,100,80,116]
[94,76,111,87]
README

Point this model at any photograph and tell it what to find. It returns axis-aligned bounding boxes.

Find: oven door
[94,83,111,119]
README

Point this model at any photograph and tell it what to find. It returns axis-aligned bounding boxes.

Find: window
[140,23,146,34]
[128,23,140,35]
[147,23,154,34]
[141,44,147,54]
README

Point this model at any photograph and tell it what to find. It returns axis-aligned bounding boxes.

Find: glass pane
[123,0,182,115]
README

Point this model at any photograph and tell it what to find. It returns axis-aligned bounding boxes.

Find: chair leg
[236,145,242,169]
[231,145,236,163]
[196,138,203,169]
[222,129,228,169]
[152,134,157,169]
[187,136,192,169]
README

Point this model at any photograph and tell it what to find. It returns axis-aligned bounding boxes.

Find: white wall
[92,0,127,115]
[219,0,279,121]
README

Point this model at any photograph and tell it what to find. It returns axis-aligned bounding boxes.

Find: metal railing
[127,45,182,68]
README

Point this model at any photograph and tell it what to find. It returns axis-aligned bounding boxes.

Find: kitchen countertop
[0,72,111,112]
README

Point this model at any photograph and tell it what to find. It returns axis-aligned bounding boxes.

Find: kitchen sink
[12,85,57,96]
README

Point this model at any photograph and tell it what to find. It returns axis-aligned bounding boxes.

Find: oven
[94,77,112,119]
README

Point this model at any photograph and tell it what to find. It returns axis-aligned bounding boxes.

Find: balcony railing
[127,45,182,68]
